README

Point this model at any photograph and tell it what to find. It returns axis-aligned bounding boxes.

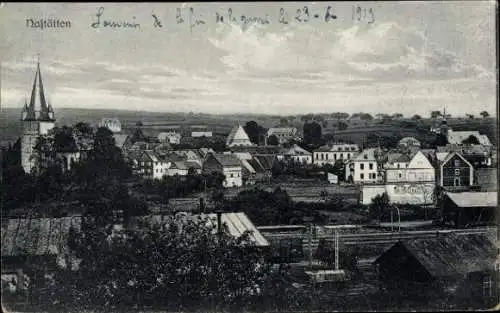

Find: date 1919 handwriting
[352,5,375,24]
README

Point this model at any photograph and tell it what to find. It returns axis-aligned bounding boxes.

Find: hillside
[2,107,496,147]
[0,107,283,146]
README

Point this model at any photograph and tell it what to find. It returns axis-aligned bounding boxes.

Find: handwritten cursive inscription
[215,8,269,26]
[152,13,162,28]
[352,5,375,23]
[90,7,141,29]
[280,6,337,24]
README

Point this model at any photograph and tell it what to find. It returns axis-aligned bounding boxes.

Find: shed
[441,191,497,227]
[374,234,498,307]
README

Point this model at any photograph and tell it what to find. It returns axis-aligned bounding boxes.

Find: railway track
[263,227,496,248]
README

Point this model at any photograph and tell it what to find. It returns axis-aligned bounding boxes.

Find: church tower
[21,57,56,174]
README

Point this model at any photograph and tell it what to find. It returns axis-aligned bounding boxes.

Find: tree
[331,112,349,120]
[466,114,475,119]
[370,192,390,221]
[244,121,265,145]
[433,133,449,147]
[28,215,270,312]
[411,114,422,120]
[462,135,480,145]
[392,113,404,119]
[303,122,322,145]
[360,113,373,121]
[430,111,442,119]
[74,122,95,137]
[279,118,288,126]
[267,135,279,146]
[480,111,489,118]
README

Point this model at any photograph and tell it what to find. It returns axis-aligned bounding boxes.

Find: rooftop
[445,191,498,207]
[1,217,82,257]
[397,234,496,277]
[212,153,242,167]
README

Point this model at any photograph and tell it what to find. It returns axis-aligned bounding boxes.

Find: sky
[0,2,497,117]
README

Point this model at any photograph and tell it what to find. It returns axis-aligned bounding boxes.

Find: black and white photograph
[1,2,498,312]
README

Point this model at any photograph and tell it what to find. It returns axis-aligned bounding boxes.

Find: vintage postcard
[1,2,498,312]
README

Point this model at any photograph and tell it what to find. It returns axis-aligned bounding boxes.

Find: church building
[20,59,56,174]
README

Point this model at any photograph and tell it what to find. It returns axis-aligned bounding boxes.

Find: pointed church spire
[37,56,50,121]
[24,55,54,121]
[26,63,38,120]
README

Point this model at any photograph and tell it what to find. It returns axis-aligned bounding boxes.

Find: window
[230,173,234,178]
[326,154,329,160]
[454,169,460,176]
[360,163,364,170]
[397,164,400,169]
[340,153,343,159]
[321,154,324,160]
[347,153,351,159]
[398,172,402,178]
[369,163,373,170]
[360,173,365,180]
[454,159,460,167]
[334,154,337,161]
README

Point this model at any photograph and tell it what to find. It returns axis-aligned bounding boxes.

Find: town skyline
[1,2,497,116]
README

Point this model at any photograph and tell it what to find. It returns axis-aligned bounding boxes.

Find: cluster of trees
[243,121,267,145]
[223,187,326,226]
[1,125,147,219]
[23,215,280,312]
[303,122,323,146]
[350,112,373,120]
[271,160,323,180]
[176,135,227,151]
[430,110,489,119]
[461,135,480,145]
[365,133,401,149]
[136,171,225,204]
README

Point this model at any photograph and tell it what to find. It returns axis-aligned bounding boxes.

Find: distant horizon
[2,105,496,119]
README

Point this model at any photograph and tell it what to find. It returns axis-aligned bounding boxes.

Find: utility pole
[309,223,313,269]
[334,230,339,271]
